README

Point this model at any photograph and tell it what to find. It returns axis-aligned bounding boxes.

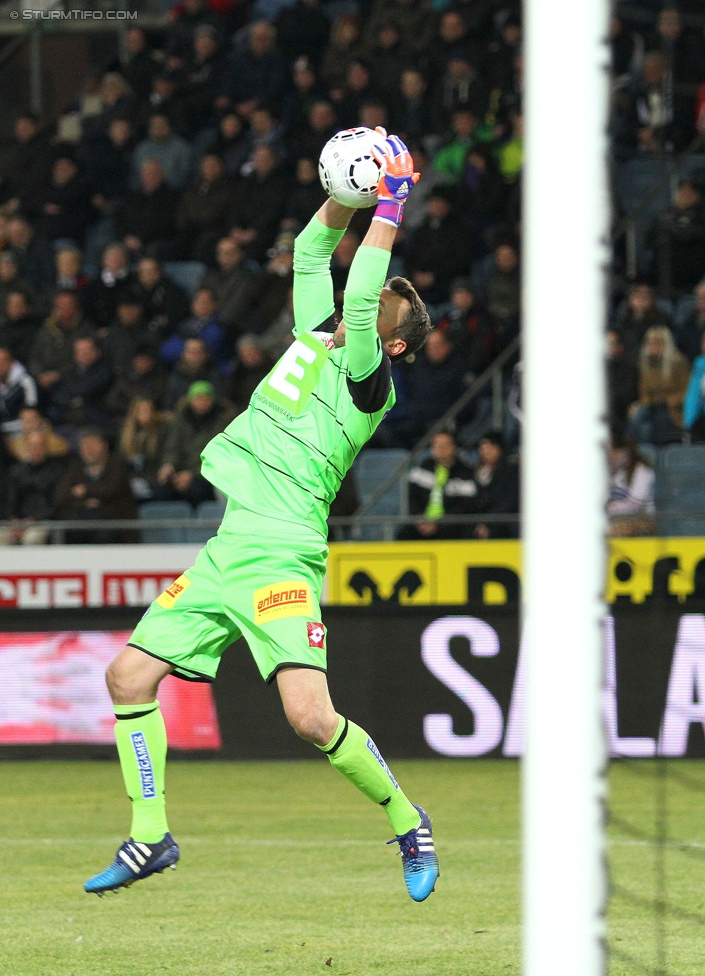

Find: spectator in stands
[390,68,436,145]
[161,287,226,369]
[201,237,258,336]
[84,243,137,333]
[647,7,705,88]
[276,0,330,70]
[0,251,32,325]
[287,99,338,164]
[50,334,113,433]
[134,70,190,139]
[405,186,472,306]
[167,0,224,56]
[132,113,193,190]
[85,117,136,220]
[55,428,137,543]
[204,111,251,179]
[432,53,489,131]
[0,429,68,545]
[218,21,287,120]
[676,281,705,362]
[7,215,54,293]
[103,295,152,376]
[364,0,434,61]
[616,51,694,157]
[105,343,166,423]
[224,334,272,413]
[175,153,236,263]
[398,428,477,540]
[628,325,690,444]
[474,238,521,352]
[119,397,171,501]
[181,25,227,136]
[396,328,469,446]
[471,431,520,539]
[498,110,523,184]
[332,60,381,129]
[0,112,52,215]
[426,9,475,80]
[55,246,88,294]
[683,331,705,442]
[134,256,190,340]
[607,330,639,439]
[120,28,161,103]
[320,15,362,95]
[613,281,670,367]
[257,287,295,361]
[365,22,408,98]
[0,289,42,365]
[244,105,287,167]
[607,436,656,537]
[284,57,324,134]
[458,145,508,234]
[282,156,327,231]
[239,239,293,333]
[115,159,179,260]
[648,177,705,296]
[162,336,221,410]
[29,291,93,399]
[24,149,93,245]
[155,380,234,506]
[610,14,644,92]
[7,405,69,461]
[228,145,290,262]
[437,277,494,377]
[0,345,37,434]
[433,107,487,184]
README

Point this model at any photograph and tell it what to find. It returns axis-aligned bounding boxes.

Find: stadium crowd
[1,0,705,540]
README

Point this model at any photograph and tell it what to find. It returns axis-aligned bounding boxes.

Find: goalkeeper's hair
[386,276,432,362]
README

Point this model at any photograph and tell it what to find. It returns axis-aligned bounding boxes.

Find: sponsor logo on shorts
[253,581,313,623]
[366,737,399,790]
[307,622,325,648]
[130,731,156,799]
[155,574,191,609]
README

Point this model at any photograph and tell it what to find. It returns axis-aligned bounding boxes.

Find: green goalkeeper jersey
[201,216,396,539]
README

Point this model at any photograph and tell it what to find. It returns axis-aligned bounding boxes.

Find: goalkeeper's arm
[292,200,356,336]
[344,133,419,381]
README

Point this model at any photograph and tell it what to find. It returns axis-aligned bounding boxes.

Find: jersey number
[262,333,331,415]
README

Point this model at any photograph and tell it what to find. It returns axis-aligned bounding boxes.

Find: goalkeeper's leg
[276,667,439,901]
[84,646,179,894]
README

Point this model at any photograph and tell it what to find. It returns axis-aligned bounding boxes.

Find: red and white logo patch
[307,622,325,648]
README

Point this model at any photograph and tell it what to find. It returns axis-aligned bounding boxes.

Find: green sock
[317,715,421,836]
[114,701,169,843]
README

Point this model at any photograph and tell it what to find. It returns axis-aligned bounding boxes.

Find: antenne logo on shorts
[156,574,191,609]
[130,731,157,799]
[254,581,313,623]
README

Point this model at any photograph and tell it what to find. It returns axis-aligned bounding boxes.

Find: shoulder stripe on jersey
[220,434,329,503]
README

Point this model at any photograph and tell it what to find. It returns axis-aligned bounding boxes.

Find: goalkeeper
[84,131,438,903]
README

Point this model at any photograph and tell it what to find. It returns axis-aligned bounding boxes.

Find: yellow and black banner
[327,538,705,607]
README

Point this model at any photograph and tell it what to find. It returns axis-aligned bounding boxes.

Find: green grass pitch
[2,759,705,975]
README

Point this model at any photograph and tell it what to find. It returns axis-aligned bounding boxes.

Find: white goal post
[521,0,610,973]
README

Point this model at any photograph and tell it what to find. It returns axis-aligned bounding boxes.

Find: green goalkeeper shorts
[128,501,328,683]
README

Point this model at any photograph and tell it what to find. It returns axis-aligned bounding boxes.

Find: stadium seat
[654,445,705,536]
[186,499,227,544]
[353,448,410,540]
[139,501,193,543]
[163,261,208,297]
